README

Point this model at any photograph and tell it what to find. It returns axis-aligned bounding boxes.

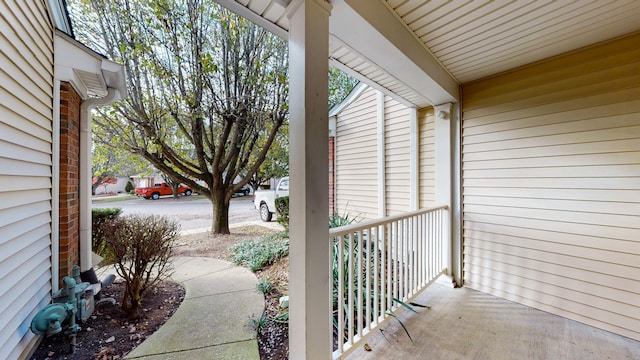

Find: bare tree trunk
[212,191,231,234]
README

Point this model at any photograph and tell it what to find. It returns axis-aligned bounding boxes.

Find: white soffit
[385,0,640,83]
[214,0,640,105]
[54,31,126,100]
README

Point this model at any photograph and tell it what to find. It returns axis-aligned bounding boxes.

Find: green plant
[91,207,122,261]
[256,279,274,294]
[249,315,268,331]
[273,311,289,323]
[103,214,179,319]
[275,196,289,231]
[229,233,289,272]
[125,180,134,193]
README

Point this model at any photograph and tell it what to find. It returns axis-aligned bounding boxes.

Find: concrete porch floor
[345,277,640,360]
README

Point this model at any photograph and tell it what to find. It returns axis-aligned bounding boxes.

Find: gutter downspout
[52,79,61,292]
[79,87,119,281]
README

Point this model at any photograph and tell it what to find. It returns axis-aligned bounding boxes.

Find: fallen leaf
[364,343,372,351]
[105,336,115,343]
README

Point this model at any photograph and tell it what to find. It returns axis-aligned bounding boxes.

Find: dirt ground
[31,225,289,360]
[30,281,184,360]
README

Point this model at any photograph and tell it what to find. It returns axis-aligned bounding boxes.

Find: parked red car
[135,182,192,200]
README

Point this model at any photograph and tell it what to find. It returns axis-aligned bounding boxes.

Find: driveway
[92,195,261,231]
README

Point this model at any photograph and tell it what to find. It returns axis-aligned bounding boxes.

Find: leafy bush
[125,180,134,193]
[229,232,289,272]
[256,279,273,294]
[103,214,179,318]
[91,207,122,261]
[275,196,289,231]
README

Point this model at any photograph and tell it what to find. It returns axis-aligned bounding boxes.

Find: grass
[92,194,139,203]
[228,231,289,272]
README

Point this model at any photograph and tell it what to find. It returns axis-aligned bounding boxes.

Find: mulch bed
[30,280,184,360]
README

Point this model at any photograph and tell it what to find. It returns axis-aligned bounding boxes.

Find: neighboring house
[93,176,130,195]
[213,1,640,358]
[0,1,125,359]
[330,83,436,220]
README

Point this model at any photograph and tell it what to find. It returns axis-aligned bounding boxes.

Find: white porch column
[409,107,419,211]
[434,103,454,282]
[287,1,332,359]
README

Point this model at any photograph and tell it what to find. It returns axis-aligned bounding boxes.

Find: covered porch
[345,276,640,360]
[211,0,640,359]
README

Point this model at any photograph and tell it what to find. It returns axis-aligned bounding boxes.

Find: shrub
[103,214,179,319]
[125,180,134,193]
[275,196,289,231]
[256,279,273,294]
[91,207,122,261]
[229,232,289,272]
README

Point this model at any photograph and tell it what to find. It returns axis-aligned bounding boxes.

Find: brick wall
[58,81,81,279]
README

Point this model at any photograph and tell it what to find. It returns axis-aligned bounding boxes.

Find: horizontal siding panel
[463,60,640,113]
[463,164,640,179]
[463,176,640,190]
[463,128,640,155]
[463,39,640,108]
[463,262,640,318]
[0,175,51,192]
[463,222,640,255]
[463,243,639,291]
[464,187,640,203]
[0,121,52,153]
[0,189,51,211]
[464,212,638,243]
[463,113,640,146]
[462,34,640,341]
[464,229,640,270]
[465,203,639,229]
[0,89,53,135]
[0,157,52,176]
[0,220,51,264]
[463,86,640,129]
[419,103,435,212]
[0,139,51,164]
[0,200,52,229]
[463,237,640,285]
[464,195,640,216]
[463,151,640,170]
[463,100,640,137]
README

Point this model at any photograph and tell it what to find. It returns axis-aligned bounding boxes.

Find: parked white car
[253,177,289,222]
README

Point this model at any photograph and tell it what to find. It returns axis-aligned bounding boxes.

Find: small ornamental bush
[103,214,179,319]
[91,207,122,261]
[275,196,289,231]
[229,232,289,272]
[124,180,135,193]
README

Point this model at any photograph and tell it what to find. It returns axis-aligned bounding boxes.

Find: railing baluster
[331,205,449,360]
[337,234,345,354]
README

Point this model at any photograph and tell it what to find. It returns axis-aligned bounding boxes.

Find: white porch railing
[329,206,449,359]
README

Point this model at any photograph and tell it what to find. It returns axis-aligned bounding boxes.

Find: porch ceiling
[214,0,640,108]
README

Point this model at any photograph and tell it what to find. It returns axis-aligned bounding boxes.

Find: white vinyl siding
[384,96,410,216]
[335,87,379,219]
[0,0,54,359]
[418,107,435,208]
[461,33,640,341]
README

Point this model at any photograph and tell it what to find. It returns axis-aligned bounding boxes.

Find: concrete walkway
[124,257,264,359]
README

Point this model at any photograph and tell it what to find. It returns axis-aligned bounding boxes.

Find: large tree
[71,0,288,233]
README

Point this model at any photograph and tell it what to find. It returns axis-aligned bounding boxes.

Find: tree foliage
[70,0,288,233]
[328,67,359,110]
